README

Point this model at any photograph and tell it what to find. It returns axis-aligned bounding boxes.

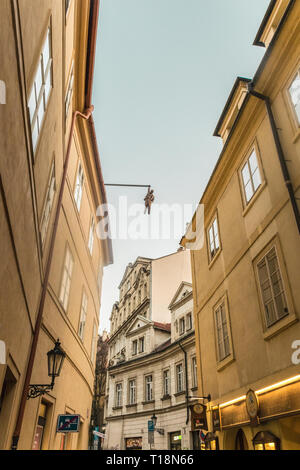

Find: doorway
[169,431,182,450]
[235,429,248,450]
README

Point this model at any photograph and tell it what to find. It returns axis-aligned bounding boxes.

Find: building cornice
[108,331,195,373]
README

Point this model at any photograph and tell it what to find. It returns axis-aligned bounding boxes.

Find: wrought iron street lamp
[150,413,164,435]
[27,340,65,399]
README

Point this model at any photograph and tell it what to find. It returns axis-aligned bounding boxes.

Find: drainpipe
[247,82,300,234]
[11,106,94,450]
[179,341,189,425]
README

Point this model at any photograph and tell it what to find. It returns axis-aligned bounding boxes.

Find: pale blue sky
[93,0,270,332]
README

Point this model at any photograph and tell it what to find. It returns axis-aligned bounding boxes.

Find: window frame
[163,369,170,397]
[91,321,98,363]
[186,312,192,331]
[74,161,84,211]
[59,244,74,312]
[239,142,264,209]
[212,293,234,371]
[286,64,300,132]
[65,59,74,123]
[88,216,95,255]
[138,337,145,354]
[253,237,296,339]
[115,382,123,408]
[78,290,88,341]
[191,356,197,389]
[132,340,138,356]
[27,23,53,156]
[128,379,137,405]
[40,159,56,247]
[179,317,185,336]
[175,363,184,393]
[207,214,221,265]
[145,375,153,402]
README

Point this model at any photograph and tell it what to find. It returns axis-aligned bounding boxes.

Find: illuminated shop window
[253,431,280,451]
[205,433,219,451]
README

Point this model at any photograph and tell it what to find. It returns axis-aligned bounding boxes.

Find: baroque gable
[125,315,152,337]
[168,282,192,310]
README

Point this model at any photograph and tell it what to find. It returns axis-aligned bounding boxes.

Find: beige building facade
[182,0,300,451]
[104,251,202,450]
[0,0,112,450]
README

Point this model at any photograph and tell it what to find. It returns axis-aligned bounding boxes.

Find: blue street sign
[56,414,80,433]
[148,420,155,432]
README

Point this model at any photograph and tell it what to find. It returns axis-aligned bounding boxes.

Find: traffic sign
[56,414,80,433]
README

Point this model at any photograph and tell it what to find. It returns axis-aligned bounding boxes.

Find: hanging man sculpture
[144,187,155,215]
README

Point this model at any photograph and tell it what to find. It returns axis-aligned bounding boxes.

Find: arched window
[253,431,280,451]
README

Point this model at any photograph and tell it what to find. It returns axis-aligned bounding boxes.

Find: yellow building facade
[0,0,112,450]
[183,0,300,450]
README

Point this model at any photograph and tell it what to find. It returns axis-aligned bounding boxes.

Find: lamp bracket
[27,383,54,399]
[156,428,165,435]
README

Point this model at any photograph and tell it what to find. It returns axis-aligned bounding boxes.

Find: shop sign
[212,407,221,432]
[126,437,143,449]
[190,404,208,431]
[245,389,259,426]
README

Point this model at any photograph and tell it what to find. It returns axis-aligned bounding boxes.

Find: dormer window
[254,0,290,49]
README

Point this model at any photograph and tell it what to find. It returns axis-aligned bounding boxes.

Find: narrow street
[0,0,300,457]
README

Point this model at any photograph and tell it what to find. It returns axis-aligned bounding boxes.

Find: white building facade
[104,251,202,450]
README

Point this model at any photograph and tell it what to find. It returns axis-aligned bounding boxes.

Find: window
[115,383,122,407]
[28,27,52,152]
[132,340,138,356]
[138,337,144,353]
[59,247,74,311]
[163,370,170,396]
[176,364,184,393]
[253,431,280,451]
[65,0,71,15]
[40,161,56,246]
[179,318,185,335]
[215,302,230,362]
[129,380,136,405]
[145,375,153,402]
[91,321,97,362]
[208,217,220,261]
[78,291,88,340]
[88,217,95,254]
[74,162,84,211]
[241,149,262,204]
[288,70,300,125]
[65,60,74,120]
[257,247,288,328]
[192,357,197,388]
[186,313,192,330]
